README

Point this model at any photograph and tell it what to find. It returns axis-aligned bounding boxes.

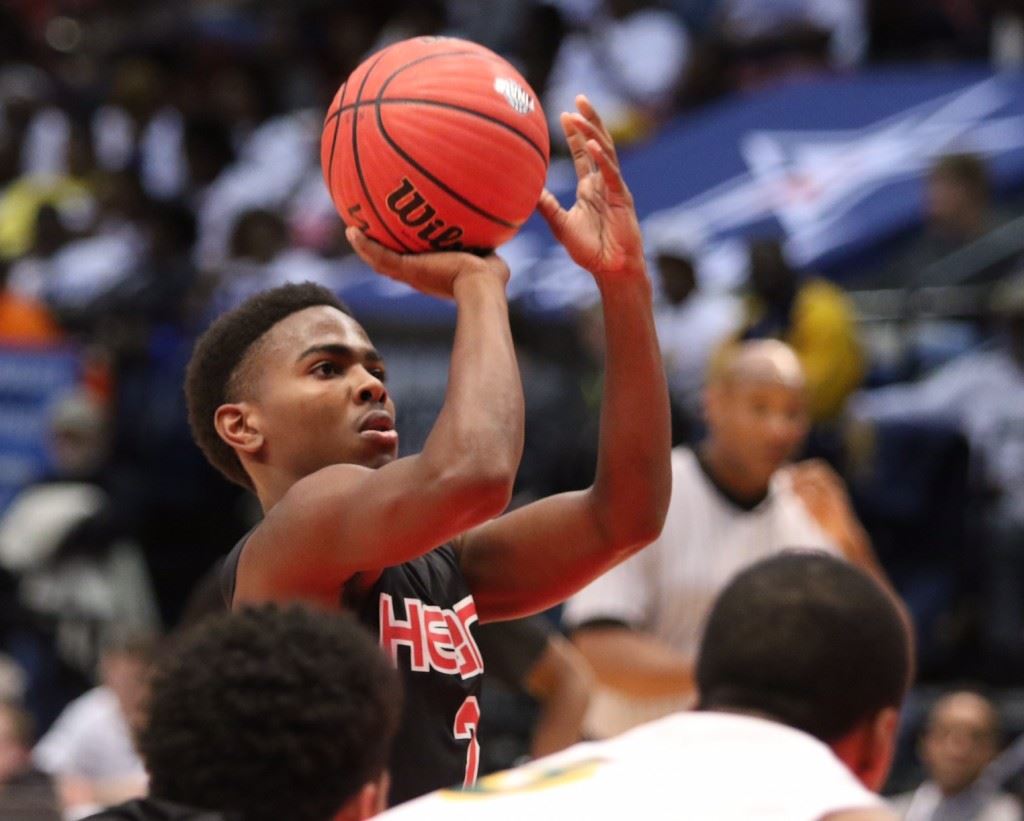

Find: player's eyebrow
[297,343,383,363]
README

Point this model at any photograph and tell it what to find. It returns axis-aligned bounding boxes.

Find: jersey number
[453,696,481,787]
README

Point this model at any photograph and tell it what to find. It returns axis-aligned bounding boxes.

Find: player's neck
[251,464,302,513]
[698,442,771,507]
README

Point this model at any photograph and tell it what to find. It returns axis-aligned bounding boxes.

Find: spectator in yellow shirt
[734,238,864,423]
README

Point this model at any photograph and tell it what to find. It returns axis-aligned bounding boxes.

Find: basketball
[320,37,550,255]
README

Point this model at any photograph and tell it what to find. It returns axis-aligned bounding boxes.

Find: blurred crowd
[5,1,1024,819]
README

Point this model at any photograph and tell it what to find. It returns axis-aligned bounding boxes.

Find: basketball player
[86,604,400,821]
[564,339,886,737]
[380,552,912,821]
[183,96,671,804]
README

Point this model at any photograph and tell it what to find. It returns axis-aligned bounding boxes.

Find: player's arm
[235,240,524,603]
[787,460,890,587]
[525,633,594,758]
[571,625,693,699]
[456,96,672,622]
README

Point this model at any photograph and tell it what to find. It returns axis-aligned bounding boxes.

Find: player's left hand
[537,95,644,284]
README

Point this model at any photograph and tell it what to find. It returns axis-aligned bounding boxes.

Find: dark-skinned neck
[696,441,770,511]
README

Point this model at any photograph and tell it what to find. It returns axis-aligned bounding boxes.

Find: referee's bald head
[708,339,805,391]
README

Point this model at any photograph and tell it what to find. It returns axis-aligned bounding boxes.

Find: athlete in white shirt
[564,339,885,736]
[381,552,911,820]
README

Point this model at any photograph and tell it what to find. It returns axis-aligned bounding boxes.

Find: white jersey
[381,712,882,821]
[564,447,838,736]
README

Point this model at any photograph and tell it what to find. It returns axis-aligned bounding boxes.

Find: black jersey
[221,537,484,806]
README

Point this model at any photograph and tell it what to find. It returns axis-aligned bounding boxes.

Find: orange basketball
[320,37,550,255]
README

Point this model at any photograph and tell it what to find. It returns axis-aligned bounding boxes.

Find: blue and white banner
[341,67,1024,321]
[0,347,80,512]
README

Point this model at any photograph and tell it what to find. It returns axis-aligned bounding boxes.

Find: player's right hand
[347,228,510,300]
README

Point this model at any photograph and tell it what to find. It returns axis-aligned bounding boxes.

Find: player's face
[252,306,398,476]
[708,379,809,485]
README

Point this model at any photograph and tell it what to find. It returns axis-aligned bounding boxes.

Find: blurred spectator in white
[0,701,61,821]
[0,63,68,179]
[715,0,867,72]
[564,340,884,737]
[91,57,186,201]
[188,107,319,271]
[0,391,161,681]
[853,275,1024,670]
[891,691,1022,821]
[545,0,691,143]
[890,154,1013,285]
[206,207,336,317]
[733,237,864,424]
[34,635,155,820]
[652,242,740,422]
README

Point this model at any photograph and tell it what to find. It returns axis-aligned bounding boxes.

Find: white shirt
[382,712,882,820]
[853,347,1024,523]
[564,447,837,736]
[33,686,146,783]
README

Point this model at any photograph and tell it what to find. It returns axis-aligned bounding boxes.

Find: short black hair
[696,552,912,742]
[141,604,401,821]
[185,282,352,488]
[931,152,989,201]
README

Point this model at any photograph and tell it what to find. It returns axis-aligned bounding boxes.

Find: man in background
[892,691,1022,821]
[565,339,884,737]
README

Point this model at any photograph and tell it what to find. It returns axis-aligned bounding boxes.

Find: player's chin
[357,432,399,467]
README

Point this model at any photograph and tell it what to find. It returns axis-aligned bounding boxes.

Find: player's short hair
[185,283,352,488]
[141,604,400,821]
[696,551,912,743]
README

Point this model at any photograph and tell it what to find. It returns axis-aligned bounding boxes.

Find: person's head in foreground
[696,551,913,792]
[919,690,1002,797]
[185,282,396,507]
[704,339,810,495]
[139,604,401,821]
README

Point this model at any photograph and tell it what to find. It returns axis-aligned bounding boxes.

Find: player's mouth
[358,411,399,449]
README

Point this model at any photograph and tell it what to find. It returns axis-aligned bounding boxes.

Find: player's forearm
[421,274,523,503]
[589,271,671,551]
[527,636,594,758]
[573,626,694,698]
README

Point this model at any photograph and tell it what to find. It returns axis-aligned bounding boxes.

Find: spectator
[87,605,401,821]
[652,244,740,423]
[0,701,61,821]
[0,252,63,346]
[891,691,1022,821]
[34,634,155,818]
[888,154,1016,287]
[381,552,912,820]
[544,0,691,143]
[852,273,1024,673]
[735,237,864,424]
[564,339,883,737]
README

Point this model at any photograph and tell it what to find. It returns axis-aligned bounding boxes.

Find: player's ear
[333,772,389,820]
[214,402,263,455]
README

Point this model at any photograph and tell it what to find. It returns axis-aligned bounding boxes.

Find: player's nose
[355,368,388,405]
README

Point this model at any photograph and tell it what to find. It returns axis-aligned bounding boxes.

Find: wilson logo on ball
[386,178,469,251]
[493,77,535,115]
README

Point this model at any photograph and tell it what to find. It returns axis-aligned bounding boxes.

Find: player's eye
[368,367,387,382]
[312,361,341,377]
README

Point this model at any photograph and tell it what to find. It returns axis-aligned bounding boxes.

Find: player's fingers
[587,139,629,199]
[570,113,618,171]
[537,188,569,241]
[347,228,409,278]
[575,95,619,164]
[561,112,594,180]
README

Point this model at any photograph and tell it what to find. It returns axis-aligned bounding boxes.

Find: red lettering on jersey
[378,593,484,679]
[379,594,428,672]
[423,605,459,675]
